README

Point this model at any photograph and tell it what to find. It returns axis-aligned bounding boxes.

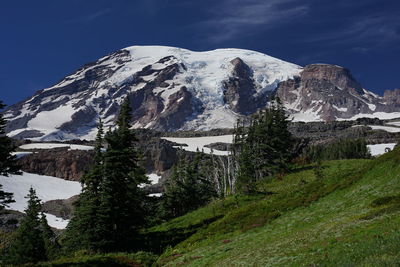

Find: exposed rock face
[276,64,395,121]
[42,195,78,220]
[288,115,400,145]
[126,56,192,130]
[223,58,265,114]
[16,135,180,182]
[383,89,400,108]
[0,210,25,232]
[139,138,179,174]
[151,86,194,131]
[17,148,94,181]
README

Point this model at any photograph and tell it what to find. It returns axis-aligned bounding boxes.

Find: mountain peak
[3,45,400,140]
[4,46,300,140]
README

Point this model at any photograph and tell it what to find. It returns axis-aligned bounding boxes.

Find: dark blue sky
[1,0,399,105]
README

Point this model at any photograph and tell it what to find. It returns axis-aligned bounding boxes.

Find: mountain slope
[147,149,400,266]
[4,46,400,141]
[4,46,301,140]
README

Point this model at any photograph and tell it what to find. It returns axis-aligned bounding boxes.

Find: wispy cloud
[66,8,112,24]
[196,0,309,43]
[304,12,400,51]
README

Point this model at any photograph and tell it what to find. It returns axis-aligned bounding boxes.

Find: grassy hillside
[148,148,400,266]
[33,252,157,267]
[6,147,399,266]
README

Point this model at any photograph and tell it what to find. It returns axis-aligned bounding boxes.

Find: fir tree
[0,100,20,211]
[96,97,148,251]
[161,162,185,219]
[305,138,370,161]
[4,188,46,265]
[161,152,216,219]
[235,143,256,194]
[40,212,60,260]
[233,97,295,194]
[63,119,105,252]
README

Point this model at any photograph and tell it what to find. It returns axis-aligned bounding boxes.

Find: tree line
[304,138,371,161]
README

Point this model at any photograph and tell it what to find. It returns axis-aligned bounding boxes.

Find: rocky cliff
[16,133,180,182]
[17,148,94,181]
[276,64,400,121]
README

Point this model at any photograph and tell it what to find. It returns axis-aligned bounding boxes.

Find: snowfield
[11,151,34,158]
[368,125,400,133]
[290,112,321,122]
[386,121,400,127]
[344,112,400,121]
[162,135,234,156]
[0,172,81,229]
[162,135,397,158]
[27,104,78,137]
[146,173,162,184]
[149,193,162,197]
[367,143,397,156]
[19,143,94,151]
[122,47,302,127]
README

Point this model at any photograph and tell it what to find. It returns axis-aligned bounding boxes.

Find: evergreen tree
[0,185,13,212]
[233,97,295,194]
[161,162,185,219]
[235,142,256,194]
[305,138,370,161]
[63,119,105,252]
[65,98,149,253]
[4,188,46,265]
[96,97,149,251]
[40,212,60,260]
[161,152,216,219]
[0,101,20,211]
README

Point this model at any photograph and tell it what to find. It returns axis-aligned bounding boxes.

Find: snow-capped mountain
[3,45,400,140]
[4,46,300,140]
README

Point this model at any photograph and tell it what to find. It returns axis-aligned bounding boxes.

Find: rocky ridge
[277,64,400,121]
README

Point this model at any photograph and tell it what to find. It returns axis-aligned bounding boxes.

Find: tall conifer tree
[161,152,216,219]
[4,188,48,265]
[96,97,148,251]
[234,97,294,194]
[40,212,60,260]
[0,101,20,211]
[63,119,105,252]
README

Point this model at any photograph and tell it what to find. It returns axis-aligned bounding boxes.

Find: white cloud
[304,13,400,48]
[66,8,112,24]
[198,0,309,43]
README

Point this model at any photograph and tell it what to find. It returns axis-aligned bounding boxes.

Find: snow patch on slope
[19,143,94,151]
[11,151,34,158]
[162,135,233,156]
[342,112,400,121]
[27,104,78,137]
[368,143,396,156]
[368,125,400,133]
[290,108,322,122]
[386,121,400,127]
[146,173,162,185]
[0,172,81,229]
